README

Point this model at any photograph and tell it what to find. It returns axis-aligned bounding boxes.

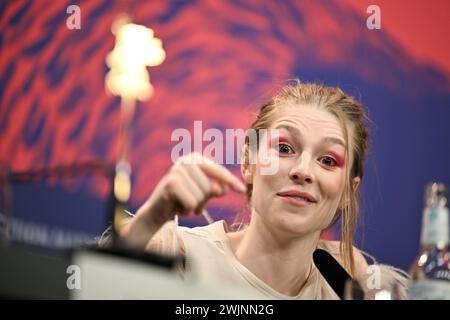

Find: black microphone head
[313,249,364,300]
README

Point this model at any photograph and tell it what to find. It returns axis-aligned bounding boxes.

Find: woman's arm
[118,152,246,250]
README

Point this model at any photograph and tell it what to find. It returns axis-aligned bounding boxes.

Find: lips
[276,190,318,205]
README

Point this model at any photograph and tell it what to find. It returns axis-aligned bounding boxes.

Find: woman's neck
[228,214,320,296]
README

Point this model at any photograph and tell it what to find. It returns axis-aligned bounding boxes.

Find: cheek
[254,155,291,189]
[319,170,346,200]
[250,161,288,208]
[252,170,278,197]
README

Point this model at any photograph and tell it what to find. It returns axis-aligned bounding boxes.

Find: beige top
[148,220,347,299]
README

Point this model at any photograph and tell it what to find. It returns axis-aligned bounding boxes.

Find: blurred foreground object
[104,14,165,236]
[409,182,450,299]
[0,162,114,249]
[0,243,255,299]
[105,14,166,102]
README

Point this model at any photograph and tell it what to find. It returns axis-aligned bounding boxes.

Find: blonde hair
[243,80,370,276]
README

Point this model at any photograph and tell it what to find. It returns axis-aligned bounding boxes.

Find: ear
[240,143,253,184]
[352,176,361,191]
[338,176,361,209]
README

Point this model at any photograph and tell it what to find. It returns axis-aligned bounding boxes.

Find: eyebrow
[274,124,346,147]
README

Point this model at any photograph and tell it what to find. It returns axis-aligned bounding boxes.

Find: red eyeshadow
[327,151,345,167]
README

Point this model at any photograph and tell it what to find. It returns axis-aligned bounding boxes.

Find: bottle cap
[425,182,448,206]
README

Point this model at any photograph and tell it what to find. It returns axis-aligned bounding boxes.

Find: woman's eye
[278,144,294,154]
[319,156,337,167]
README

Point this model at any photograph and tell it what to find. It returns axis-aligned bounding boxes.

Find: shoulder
[147,220,228,253]
[182,220,229,240]
[318,240,410,299]
[145,220,185,255]
[317,240,369,282]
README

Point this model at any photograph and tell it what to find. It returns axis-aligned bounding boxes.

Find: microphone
[313,249,364,300]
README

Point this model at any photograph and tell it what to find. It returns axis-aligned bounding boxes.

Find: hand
[122,153,247,248]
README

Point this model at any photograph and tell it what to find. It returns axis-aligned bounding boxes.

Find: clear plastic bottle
[408,182,450,299]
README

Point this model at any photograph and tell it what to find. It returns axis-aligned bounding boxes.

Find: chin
[274,214,314,235]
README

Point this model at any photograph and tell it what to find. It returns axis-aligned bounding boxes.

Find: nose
[289,153,314,184]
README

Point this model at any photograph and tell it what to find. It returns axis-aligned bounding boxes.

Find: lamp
[105,14,165,237]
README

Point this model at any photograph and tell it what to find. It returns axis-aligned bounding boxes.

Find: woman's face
[246,104,353,237]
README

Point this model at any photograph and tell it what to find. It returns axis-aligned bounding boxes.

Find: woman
[116,81,407,299]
